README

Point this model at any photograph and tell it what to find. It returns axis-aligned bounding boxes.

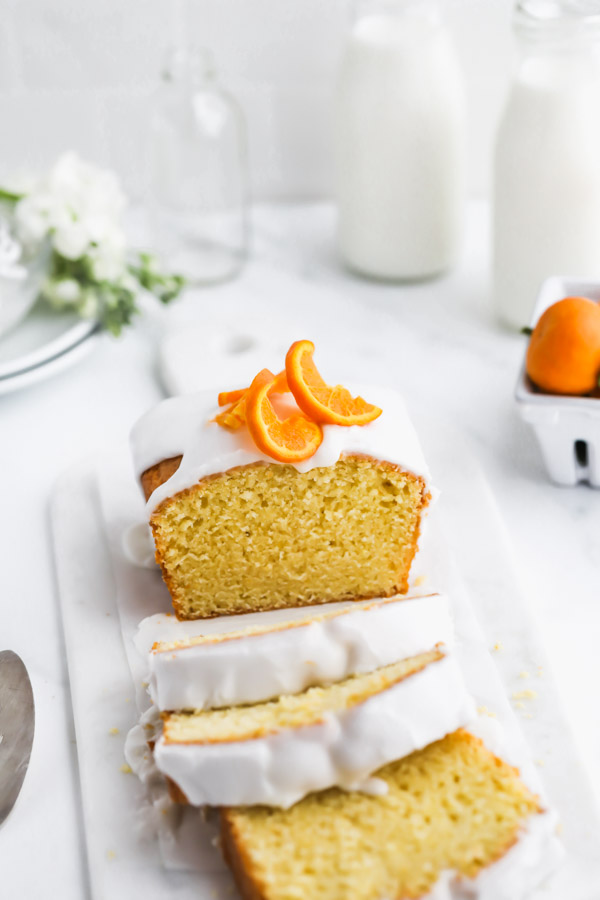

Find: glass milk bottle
[149,47,249,285]
[494,1,600,329]
[334,0,467,281]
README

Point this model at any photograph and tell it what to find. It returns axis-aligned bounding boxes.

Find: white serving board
[51,427,600,900]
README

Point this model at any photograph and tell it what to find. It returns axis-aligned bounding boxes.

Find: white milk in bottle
[494,1,600,328]
[334,0,466,281]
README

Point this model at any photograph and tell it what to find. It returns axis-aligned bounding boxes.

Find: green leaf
[0,187,24,204]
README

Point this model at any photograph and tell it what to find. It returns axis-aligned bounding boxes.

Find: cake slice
[148,593,453,711]
[221,730,561,900]
[153,649,475,808]
[131,387,432,619]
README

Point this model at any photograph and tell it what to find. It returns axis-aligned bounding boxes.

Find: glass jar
[334,0,466,281]
[493,1,600,328]
[149,47,249,285]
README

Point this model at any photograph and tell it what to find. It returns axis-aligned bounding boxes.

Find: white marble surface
[1,201,600,898]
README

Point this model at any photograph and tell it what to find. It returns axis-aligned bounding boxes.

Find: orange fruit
[245,368,323,462]
[526,297,600,395]
[214,396,246,430]
[215,371,290,431]
[217,371,288,409]
[285,340,382,426]
[218,388,246,407]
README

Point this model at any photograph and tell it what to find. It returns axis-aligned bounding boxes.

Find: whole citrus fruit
[526,296,600,395]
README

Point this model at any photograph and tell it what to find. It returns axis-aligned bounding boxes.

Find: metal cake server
[0,651,35,826]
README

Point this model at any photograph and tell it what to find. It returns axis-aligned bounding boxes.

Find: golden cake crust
[221,815,268,900]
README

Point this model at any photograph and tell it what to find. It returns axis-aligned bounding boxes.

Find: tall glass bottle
[494,1,600,328]
[149,47,249,285]
[334,0,466,281]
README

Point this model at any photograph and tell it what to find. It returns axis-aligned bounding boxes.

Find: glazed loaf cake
[153,649,475,808]
[221,730,560,900]
[131,387,433,619]
[147,593,453,712]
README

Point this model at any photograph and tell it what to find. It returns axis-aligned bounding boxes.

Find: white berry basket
[515,276,600,488]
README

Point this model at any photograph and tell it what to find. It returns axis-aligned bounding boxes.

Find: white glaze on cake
[130,385,435,514]
[422,810,563,900]
[147,593,453,712]
[125,711,563,898]
[153,652,476,808]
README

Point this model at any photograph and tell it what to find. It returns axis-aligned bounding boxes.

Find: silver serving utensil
[0,651,35,826]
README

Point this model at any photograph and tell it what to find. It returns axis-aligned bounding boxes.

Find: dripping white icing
[130,385,435,514]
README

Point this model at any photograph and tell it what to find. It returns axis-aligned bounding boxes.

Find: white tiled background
[0,0,514,200]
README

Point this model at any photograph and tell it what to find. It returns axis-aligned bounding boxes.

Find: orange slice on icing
[215,371,289,431]
[245,368,323,462]
[285,340,382,426]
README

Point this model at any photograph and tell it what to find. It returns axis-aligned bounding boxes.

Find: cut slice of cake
[220,730,562,900]
[153,649,475,808]
[148,593,453,711]
[131,387,433,619]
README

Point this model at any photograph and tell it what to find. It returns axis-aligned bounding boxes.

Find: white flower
[53,278,81,304]
[120,272,138,293]
[14,193,54,245]
[41,276,82,308]
[48,153,126,221]
[52,220,91,260]
[88,242,126,282]
[78,288,100,319]
[86,225,127,282]
[14,152,128,262]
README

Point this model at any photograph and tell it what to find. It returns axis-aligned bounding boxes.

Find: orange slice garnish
[245,368,323,462]
[218,388,246,407]
[214,396,247,431]
[215,371,289,430]
[285,340,382,426]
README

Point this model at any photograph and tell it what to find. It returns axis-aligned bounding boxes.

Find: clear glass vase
[149,47,250,286]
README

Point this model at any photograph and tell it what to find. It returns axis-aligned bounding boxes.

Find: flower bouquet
[0,153,185,336]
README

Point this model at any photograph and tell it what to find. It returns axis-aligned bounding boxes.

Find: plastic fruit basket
[515,276,600,488]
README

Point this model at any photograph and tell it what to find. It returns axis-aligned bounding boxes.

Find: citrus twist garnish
[215,371,289,431]
[245,368,323,462]
[285,340,382,426]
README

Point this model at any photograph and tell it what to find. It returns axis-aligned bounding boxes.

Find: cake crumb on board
[512,689,538,701]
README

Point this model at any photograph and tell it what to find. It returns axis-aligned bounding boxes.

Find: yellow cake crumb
[147,457,429,619]
[492,641,503,652]
[477,705,496,718]
[108,727,120,736]
[120,764,133,774]
[512,689,538,700]
[164,651,442,744]
[514,701,525,709]
[413,575,427,587]
[519,671,530,679]
[221,730,542,900]
[106,850,116,861]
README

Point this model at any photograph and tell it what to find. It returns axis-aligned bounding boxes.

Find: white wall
[0,0,515,200]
